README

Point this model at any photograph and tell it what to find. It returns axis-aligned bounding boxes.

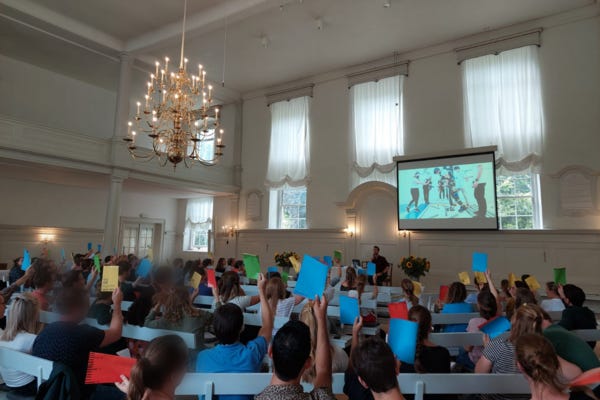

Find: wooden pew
[0,347,53,388]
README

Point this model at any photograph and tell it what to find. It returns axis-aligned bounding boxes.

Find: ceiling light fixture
[383,1,391,8]
[124,0,225,169]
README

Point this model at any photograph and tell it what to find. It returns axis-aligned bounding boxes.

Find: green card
[333,250,342,262]
[554,267,567,285]
[243,253,261,280]
[281,271,289,284]
[93,254,101,272]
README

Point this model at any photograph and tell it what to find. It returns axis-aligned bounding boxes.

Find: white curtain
[351,75,404,187]
[463,45,544,172]
[266,96,310,188]
[183,197,213,250]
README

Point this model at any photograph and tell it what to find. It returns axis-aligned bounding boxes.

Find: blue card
[87,242,93,251]
[339,296,360,325]
[442,302,473,313]
[267,266,278,273]
[480,316,511,339]
[136,258,152,278]
[388,318,419,364]
[323,256,333,267]
[367,262,376,276]
[472,252,488,272]
[21,249,31,271]
[97,244,102,253]
[294,255,328,299]
[357,268,367,276]
[60,248,66,261]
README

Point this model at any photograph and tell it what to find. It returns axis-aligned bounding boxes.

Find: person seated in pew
[0,267,36,330]
[299,301,348,384]
[400,279,420,308]
[404,305,451,374]
[476,304,582,400]
[255,296,335,400]
[465,275,488,305]
[439,282,472,332]
[145,286,213,350]
[116,335,189,400]
[0,293,42,397]
[8,256,25,286]
[541,282,565,313]
[499,279,511,304]
[506,287,538,320]
[349,334,405,400]
[456,289,498,371]
[31,264,54,311]
[196,273,273,400]
[88,281,113,325]
[515,333,596,400]
[558,284,597,348]
[214,271,260,311]
[266,276,304,320]
[32,287,124,398]
[62,268,98,293]
[341,267,358,292]
[541,309,600,374]
[118,260,139,302]
[350,275,379,326]
[192,267,214,298]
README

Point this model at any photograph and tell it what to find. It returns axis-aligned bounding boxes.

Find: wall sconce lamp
[221,225,238,238]
[40,233,55,245]
[344,227,355,238]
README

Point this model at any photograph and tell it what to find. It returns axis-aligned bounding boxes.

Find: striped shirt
[481,337,528,400]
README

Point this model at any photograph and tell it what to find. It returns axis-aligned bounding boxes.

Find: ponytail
[408,305,432,374]
[126,335,188,400]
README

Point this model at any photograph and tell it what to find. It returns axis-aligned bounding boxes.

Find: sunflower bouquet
[274,251,299,269]
[399,255,430,280]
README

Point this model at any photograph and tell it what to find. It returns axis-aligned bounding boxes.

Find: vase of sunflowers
[274,251,299,273]
[399,256,430,281]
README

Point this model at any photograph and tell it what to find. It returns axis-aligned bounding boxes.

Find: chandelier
[124,0,224,168]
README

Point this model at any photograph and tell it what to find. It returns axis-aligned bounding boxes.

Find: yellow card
[146,248,153,262]
[290,256,301,273]
[525,276,541,291]
[411,280,422,297]
[190,272,202,289]
[101,265,119,292]
[458,271,471,285]
[508,273,518,288]
[474,271,487,284]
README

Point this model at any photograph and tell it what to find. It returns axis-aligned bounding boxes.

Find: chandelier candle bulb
[155,61,159,77]
[136,102,141,117]
[165,57,169,73]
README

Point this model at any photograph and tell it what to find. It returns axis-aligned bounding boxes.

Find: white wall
[0,55,116,138]
[235,15,600,293]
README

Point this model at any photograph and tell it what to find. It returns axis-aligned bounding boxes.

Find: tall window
[183,197,213,251]
[266,96,310,229]
[350,75,404,188]
[269,186,307,229]
[463,45,544,229]
[496,174,542,230]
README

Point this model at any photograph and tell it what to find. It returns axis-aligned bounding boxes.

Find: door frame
[118,217,165,264]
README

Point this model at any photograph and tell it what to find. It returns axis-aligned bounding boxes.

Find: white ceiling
[0,0,596,93]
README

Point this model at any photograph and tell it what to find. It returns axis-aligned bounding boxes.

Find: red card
[388,302,408,320]
[570,367,600,387]
[85,352,137,384]
[439,285,449,302]
[207,268,217,288]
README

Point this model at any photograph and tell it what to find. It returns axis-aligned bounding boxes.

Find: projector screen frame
[395,148,500,231]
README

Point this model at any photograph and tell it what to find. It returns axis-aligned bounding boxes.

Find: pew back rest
[175,373,529,399]
[0,347,53,388]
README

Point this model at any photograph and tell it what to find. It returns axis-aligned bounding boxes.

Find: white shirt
[541,298,565,312]
[0,332,37,387]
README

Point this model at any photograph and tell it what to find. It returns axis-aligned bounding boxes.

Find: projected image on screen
[397,152,498,230]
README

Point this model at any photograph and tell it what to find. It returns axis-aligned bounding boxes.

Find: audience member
[145,286,213,350]
[8,256,24,285]
[196,273,273,400]
[32,287,124,397]
[440,282,472,332]
[31,266,54,311]
[457,289,497,371]
[341,268,358,292]
[116,335,189,400]
[0,293,42,396]
[214,271,259,311]
[299,301,348,383]
[558,284,597,348]
[400,279,420,308]
[541,282,566,312]
[255,296,334,400]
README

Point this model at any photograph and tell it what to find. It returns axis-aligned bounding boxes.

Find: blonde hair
[298,302,334,383]
[401,279,419,307]
[265,277,286,312]
[161,287,198,323]
[1,293,41,341]
[510,304,543,343]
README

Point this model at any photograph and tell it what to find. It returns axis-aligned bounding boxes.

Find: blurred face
[373,247,379,256]
[17,257,23,267]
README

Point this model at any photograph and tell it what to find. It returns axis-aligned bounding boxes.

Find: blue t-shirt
[196,336,268,400]
[441,302,473,332]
